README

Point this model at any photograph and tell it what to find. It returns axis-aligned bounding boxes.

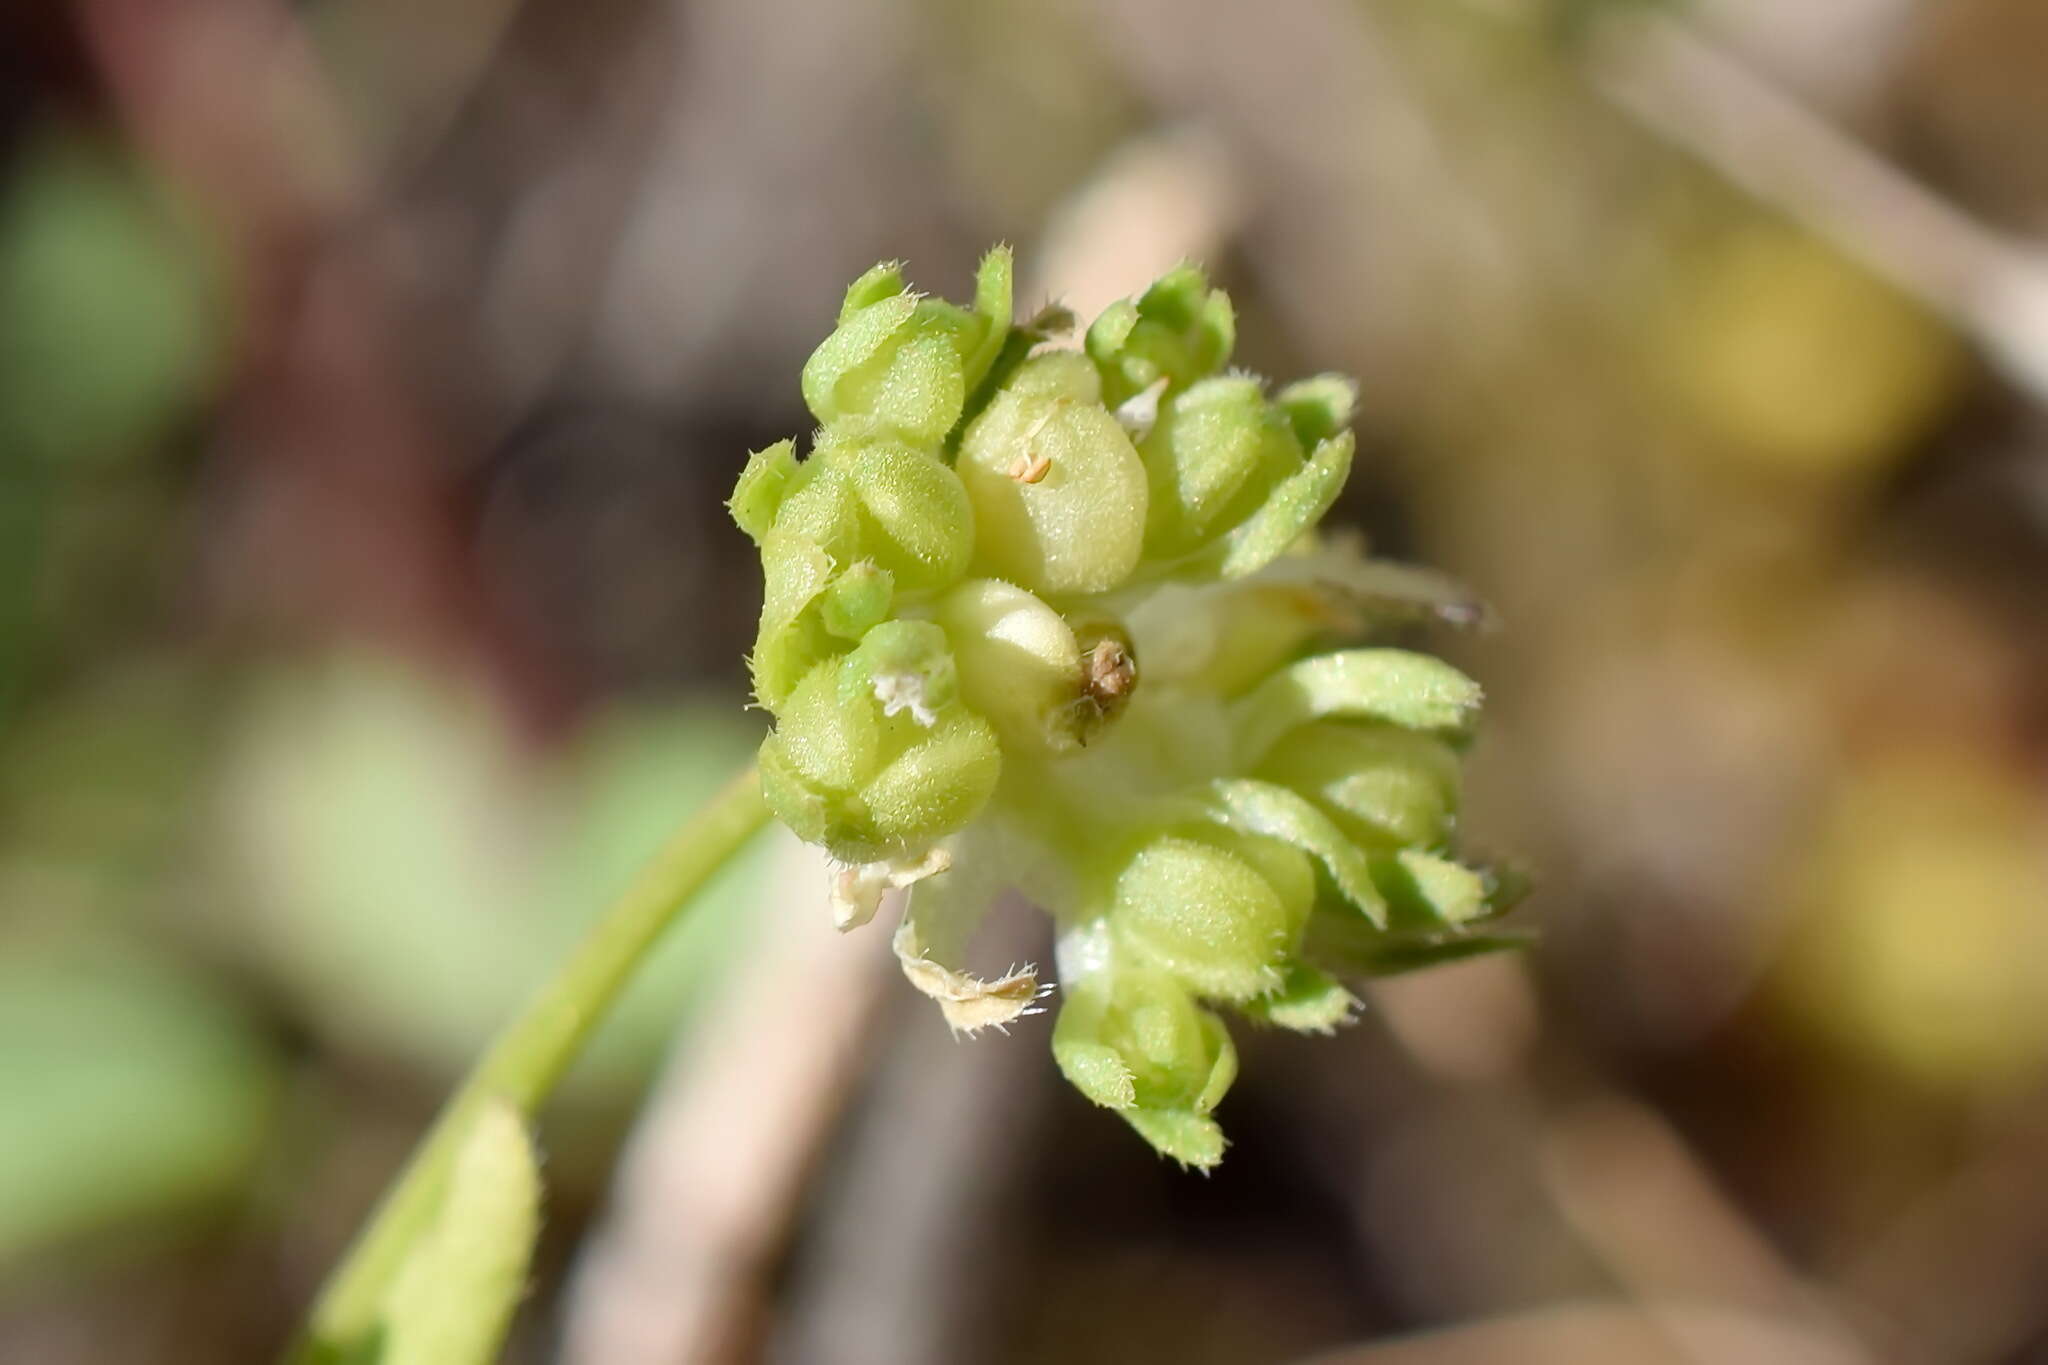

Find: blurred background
[6,0,2048,1361]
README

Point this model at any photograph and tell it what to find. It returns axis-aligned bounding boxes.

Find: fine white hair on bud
[733,251,1524,1168]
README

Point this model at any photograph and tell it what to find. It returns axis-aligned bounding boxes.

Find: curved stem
[291,764,770,1364]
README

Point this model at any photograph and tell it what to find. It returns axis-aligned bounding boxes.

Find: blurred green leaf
[222,653,770,1093]
[375,1102,539,1365]
[0,939,277,1265]
[0,128,227,467]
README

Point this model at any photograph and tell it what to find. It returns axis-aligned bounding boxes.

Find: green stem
[291,764,769,1364]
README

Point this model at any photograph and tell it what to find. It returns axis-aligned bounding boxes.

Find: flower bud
[1085,264,1236,407]
[1137,375,1306,560]
[957,353,1147,597]
[844,619,959,723]
[1053,966,1238,1168]
[818,560,892,640]
[801,250,1012,446]
[1111,830,1306,1001]
[854,711,1002,860]
[757,643,1000,863]
[1255,722,1462,850]
[813,433,974,592]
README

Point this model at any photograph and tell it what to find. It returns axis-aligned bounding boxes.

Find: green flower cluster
[731,250,1522,1167]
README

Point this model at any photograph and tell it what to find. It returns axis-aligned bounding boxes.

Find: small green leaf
[839,260,907,322]
[964,244,1014,392]
[802,292,918,422]
[1231,648,1482,766]
[378,1102,540,1365]
[1374,849,1489,930]
[1198,778,1387,927]
[1255,723,1462,852]
[1339,931,1534,978]
[1122,1108,1226,1171]
[1216,430,1353,579]
[1052,1038,1138,1110]
[1239,963,1359,1033]
[727,439,799,545]
[1275,373,1358,448]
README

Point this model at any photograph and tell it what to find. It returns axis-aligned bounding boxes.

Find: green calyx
[732,250,1526,1168]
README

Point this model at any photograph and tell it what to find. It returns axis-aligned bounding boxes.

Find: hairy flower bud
[1137,375,1306,561]
[801,249,1013,445]
[1110,830,1310,1002]
[1053,965,1239,1168]
[811,432,974,591]
[757,639,999,864]
[1085,263,1237,407]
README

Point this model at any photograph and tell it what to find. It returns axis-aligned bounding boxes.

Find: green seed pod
[957,354,1147,597]
[1255,722,1463,850]
[1111,830,1302,1001]
[1085,263,1236,407]
[1137,375,1306,560]
[1053,966,1238,1168]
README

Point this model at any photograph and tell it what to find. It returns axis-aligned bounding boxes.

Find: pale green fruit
[957,355,1147,597]
[932,578,1092,754]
